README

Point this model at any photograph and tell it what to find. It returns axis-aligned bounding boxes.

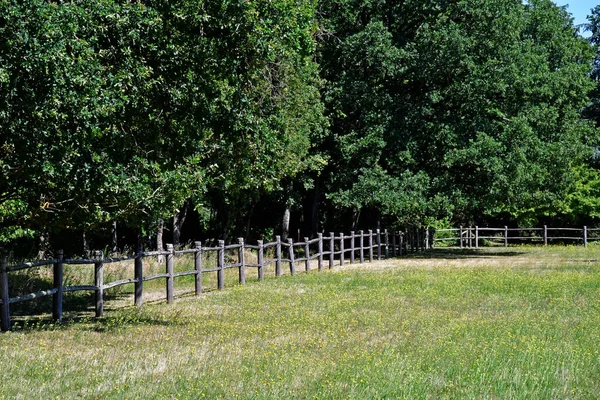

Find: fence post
[166,244,174,303]
[194,241,203,295]
[460,226,463,248]
[544,225,548,246]
[317,233,323,270]
[584,226,588,247]
[385,229,389,258]
[504,226,508,247]
[377,229,382,259]
[415,228,420,252]
[94,250,104,318]
[475,226,479,248]
[218,240,225,290]
[412,228,417,253]
[350,231,355,264]
[369,230,374,262]
[414,227,418,252]
[329,232,335,269]
[404,228,409,253]
[339,233,345,266]
[257,240,265,281]
[468,227,472,248]
[52,250,64,323]
[359,231,365,263]
[288,239,296,275]
[399,231,403,256]
[0,257,10,331]
[134,244,143,307]
[275,236,282,277]
[304,237,310,272]
[238,238,246,284]
[425,228,430,250]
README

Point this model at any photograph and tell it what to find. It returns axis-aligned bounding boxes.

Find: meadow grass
[2,246,600,399]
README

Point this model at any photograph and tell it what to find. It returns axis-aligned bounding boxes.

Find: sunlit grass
[2,246,600,398]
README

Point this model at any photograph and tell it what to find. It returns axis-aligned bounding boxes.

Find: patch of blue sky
[552,0,596,36]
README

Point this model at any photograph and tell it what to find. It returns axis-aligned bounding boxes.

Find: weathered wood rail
[434,225,600,248]
[0,228,428,331]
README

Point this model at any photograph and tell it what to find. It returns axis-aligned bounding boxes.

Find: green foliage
[319,0,596,226]
[0,1,209,238]
[584,5,600,127]
[0,0,598,252]
[0,0,326,249]
[558,165,600,222]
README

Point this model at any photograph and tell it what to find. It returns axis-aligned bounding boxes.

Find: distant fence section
[433,225,600,248]
[0,228,432,331]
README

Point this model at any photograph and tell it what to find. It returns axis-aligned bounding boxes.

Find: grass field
[2,246,600,399]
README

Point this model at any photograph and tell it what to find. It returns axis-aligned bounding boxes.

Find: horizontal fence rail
[434,225,594,248]
[0,227,431,331]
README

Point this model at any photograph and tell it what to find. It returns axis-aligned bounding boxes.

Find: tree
[0,0,327,253]
[0,1,210,252]
[584,5,600,127]
[317,0,596,227]
[197,0,327,240]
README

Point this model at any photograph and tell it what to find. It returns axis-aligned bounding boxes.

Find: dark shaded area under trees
[2,0,600,258]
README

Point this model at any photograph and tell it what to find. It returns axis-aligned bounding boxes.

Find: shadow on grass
[7,289,178,333]
[5,277,245,333]
[401,247,526,259]
[9,311,183,333]
[10,291,95,316]
[6,286,241,333]
[9,292,187,333]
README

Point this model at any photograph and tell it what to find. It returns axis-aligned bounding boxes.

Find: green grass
[2,246,600,399]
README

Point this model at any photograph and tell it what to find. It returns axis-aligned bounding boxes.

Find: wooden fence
[433,225,600,248]
[0,228,429,331]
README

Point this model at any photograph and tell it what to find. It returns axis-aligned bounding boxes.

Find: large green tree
[317,0,596,227]
[0,0,326,252]
[0,1,209,250]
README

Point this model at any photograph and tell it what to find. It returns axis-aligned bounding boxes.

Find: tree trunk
[282,181,293,241]
[38,229,49,260]
[111,221,118,253]
[83,231,89,256]
[311,178,320,237]
[221,208,230,242]
[352,207,361,231]
[173,200,189,247]
[245,202,255,239]
[282,206,291,241]
[157,219,164,264]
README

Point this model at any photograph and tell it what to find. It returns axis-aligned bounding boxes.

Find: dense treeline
[1,0,599,256]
